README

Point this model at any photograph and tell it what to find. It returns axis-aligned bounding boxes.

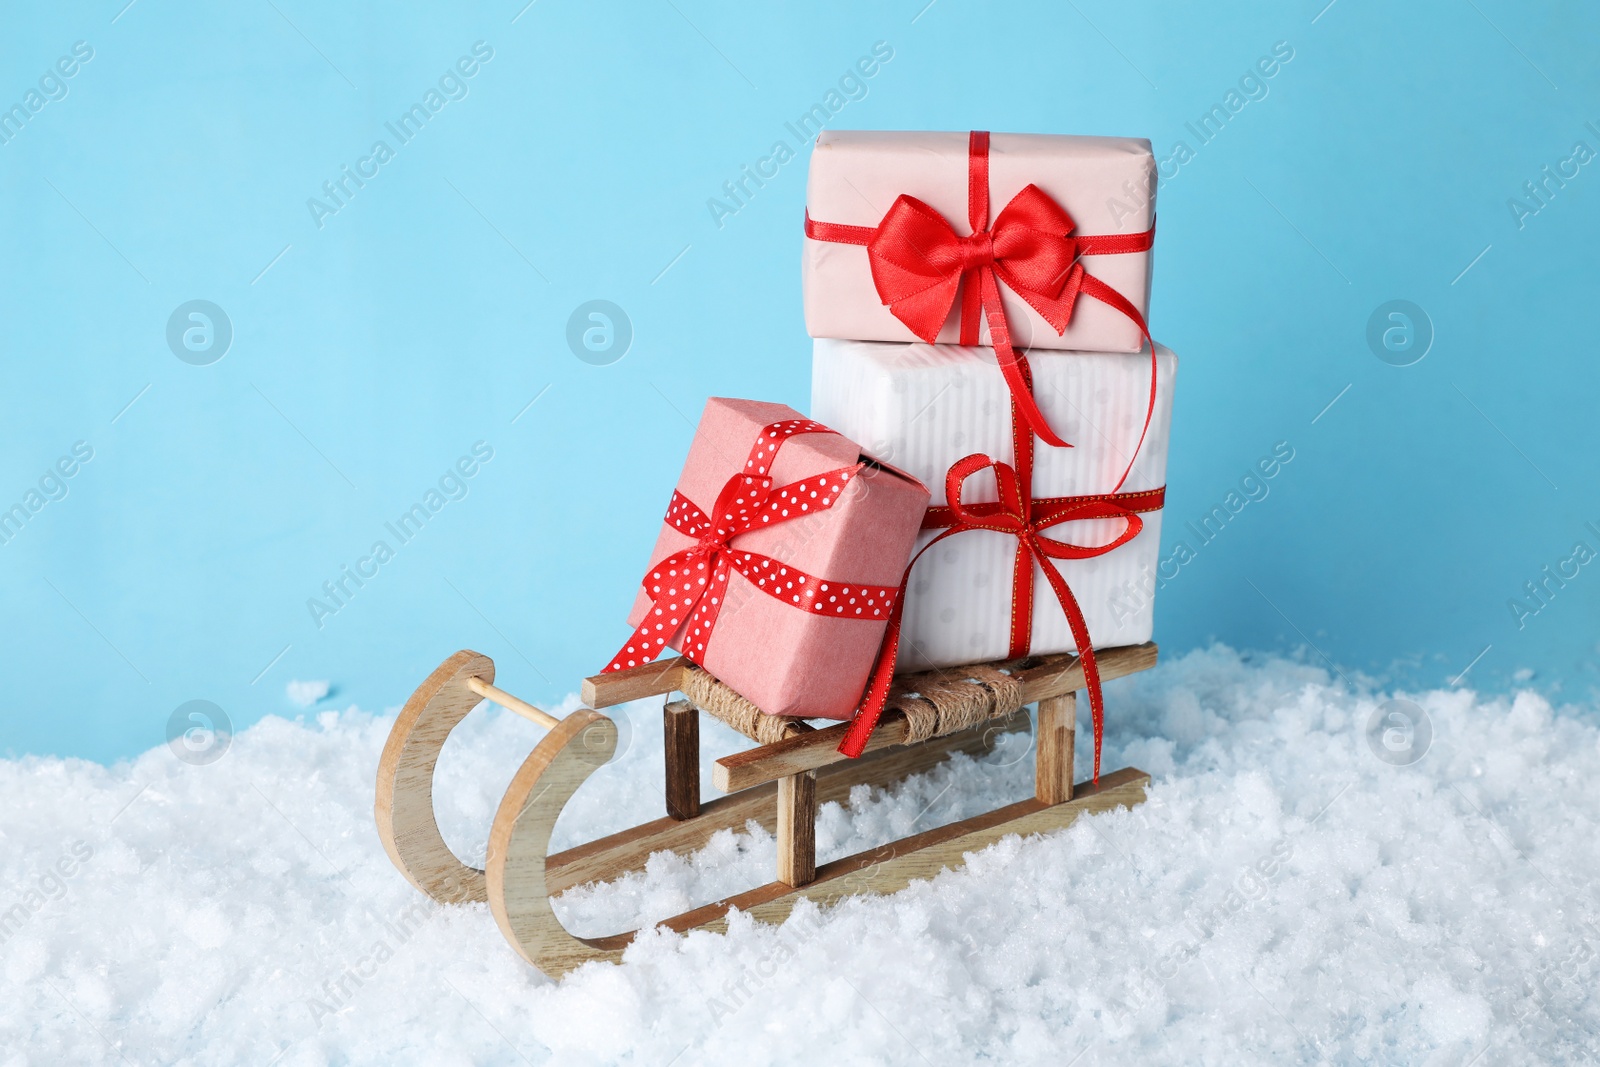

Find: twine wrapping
[678,667,809,745]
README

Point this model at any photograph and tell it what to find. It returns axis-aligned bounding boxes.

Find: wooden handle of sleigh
[464,676,560,730]
[374,650,568,905]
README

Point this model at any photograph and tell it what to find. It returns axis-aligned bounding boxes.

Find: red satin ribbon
[605,420,902,676]
[837,358,1166,781]
[805,130,1158,484]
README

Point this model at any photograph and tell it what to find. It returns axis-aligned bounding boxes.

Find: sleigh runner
[375,642,1154,978]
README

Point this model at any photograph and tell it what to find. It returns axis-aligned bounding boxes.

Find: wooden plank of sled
[581,657,689,708]
[375,649,496,905]
[543,707,1029,895]
[776,770,817,887]
[654,767,1150,937]
[488,708,636,972]
[1035,692,1076,805]
[663,698,700,821]
[714,642,1158,793]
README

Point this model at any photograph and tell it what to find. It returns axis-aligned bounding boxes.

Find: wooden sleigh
[375,642,1157,978]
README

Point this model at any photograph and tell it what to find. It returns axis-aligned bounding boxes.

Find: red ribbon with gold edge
[805,130,1159,468]
[604,419,902,676]
[837,357,1166,782]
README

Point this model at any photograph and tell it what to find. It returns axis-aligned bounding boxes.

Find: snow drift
[4,646,1598,1065]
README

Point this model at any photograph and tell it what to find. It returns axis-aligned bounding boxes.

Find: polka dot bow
[604,420,902,674]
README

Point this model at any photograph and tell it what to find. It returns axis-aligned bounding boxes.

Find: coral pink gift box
[616,398,929,720]
[803,129,1157,354]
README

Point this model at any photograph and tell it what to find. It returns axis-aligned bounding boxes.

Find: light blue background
[2,1,1596,762]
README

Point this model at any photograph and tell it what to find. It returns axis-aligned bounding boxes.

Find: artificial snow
[286,680,331,709]
[4,646,1599,1065]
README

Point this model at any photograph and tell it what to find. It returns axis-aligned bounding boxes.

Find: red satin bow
[605,420,902,676]
[864,186,1086,352]
[805,130,1157,472]
[837,357,1166,782]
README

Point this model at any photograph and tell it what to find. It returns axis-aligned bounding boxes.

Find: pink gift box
[625,398,929,720]
[803,129,1156,354]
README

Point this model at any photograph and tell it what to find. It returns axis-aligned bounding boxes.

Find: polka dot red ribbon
[604,420,901,676]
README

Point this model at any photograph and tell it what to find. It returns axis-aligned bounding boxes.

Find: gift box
[803,130,1157,356]
[811,338,1177,672]
[608,397,929,719]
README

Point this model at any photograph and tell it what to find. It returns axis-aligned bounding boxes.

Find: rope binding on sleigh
[677,661,1026,748]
